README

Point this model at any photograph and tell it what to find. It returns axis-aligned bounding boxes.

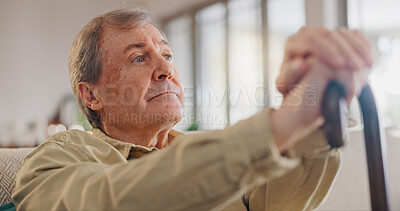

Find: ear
[78,82,103,111]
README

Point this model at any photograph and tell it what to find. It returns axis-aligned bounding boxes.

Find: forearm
[244,130,341,210]
[268,132,341,210]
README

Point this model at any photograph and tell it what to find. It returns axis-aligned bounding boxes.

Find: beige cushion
[0,148,34,204]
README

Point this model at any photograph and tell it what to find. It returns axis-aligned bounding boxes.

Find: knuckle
[332,30,343,38]
[351,29,362,35]
[316,26,329,34]
[341,28,350,33]
[339,28,351,37]
[277,86,286,94]
[306,33,318,44]
[286,35,295,46]
[323,29,333,37]
[299,26,310,33]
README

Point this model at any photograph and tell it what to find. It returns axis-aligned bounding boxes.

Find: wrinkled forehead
[98,23,166,51]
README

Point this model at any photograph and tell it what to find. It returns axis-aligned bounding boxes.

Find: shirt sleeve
[12,108,319,210]
[239,129,341,211]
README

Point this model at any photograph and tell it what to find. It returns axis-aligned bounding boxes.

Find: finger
[339,29,374,67]
[354,67,369,95]
[286,27,346,68]
[276,58,300,95]
[276,57,309,95]
[284,27,314,57]
[330,31,365,71]
[334,66,369,103]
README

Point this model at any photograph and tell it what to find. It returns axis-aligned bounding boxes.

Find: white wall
[0,0,123,129]
[0,0,211,144]
[317,128,400,210]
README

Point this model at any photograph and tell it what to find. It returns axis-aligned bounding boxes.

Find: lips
[146,84,180,101]
[148,92,177,101]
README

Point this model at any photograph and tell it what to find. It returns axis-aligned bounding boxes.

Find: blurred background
[0,0,399,209]
[1,0,400,143]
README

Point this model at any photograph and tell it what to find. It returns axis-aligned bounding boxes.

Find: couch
[0,148,34,205]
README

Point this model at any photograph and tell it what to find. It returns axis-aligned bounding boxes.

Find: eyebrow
[123,40,172,53]
[124,42,146,53]
[160,40,171,49]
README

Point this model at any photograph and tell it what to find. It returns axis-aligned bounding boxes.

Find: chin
[140,106,182,125]
[159,108,184,125]
[145,95,184,125]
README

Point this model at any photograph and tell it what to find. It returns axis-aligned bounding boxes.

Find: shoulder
[26,130,125,163]
[48,129,97,145]
[24,130,95,162]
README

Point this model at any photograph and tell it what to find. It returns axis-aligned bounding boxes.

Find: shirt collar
[91,128,184,160]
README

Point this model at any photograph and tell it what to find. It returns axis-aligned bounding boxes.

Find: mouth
[147,92,178,101]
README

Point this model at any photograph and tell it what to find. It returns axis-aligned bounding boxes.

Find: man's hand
[276,27,373,97]
[271,27,373,152]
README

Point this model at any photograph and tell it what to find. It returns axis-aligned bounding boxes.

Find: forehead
[99,23,165,49]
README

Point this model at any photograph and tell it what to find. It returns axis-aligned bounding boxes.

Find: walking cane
[322,81,391,211]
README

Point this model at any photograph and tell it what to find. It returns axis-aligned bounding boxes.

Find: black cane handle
[322,81,391,211]
[322,81,348,148]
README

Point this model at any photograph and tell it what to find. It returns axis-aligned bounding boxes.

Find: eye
[164,55,172,61]
[133,56,144,63]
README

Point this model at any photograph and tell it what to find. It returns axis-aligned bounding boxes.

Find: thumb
[276,57,309,95]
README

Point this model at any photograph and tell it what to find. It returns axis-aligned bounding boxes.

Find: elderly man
[12,8,372,210]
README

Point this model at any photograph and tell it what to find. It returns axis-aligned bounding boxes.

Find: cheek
[108,67,123,83]
[117,85,141,107]
[117,71,151,104]
[97,84,118,108]
[96,69,122,104]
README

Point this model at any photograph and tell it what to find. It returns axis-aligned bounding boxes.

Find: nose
[152,54,174,81]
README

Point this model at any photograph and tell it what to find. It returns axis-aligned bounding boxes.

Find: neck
[101,122,174,149]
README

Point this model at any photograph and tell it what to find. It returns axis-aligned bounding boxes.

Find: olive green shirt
[12,108,340,210]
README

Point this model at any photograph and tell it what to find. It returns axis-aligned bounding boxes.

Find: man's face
[95,23,184,129]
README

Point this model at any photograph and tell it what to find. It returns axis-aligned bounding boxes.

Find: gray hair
[68,8,151,129]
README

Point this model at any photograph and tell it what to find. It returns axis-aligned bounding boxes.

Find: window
[164,0,307,131]
[266,0,306,108]
[196,3,228,130]
[228,0,264,125]
[348,0,400,127]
